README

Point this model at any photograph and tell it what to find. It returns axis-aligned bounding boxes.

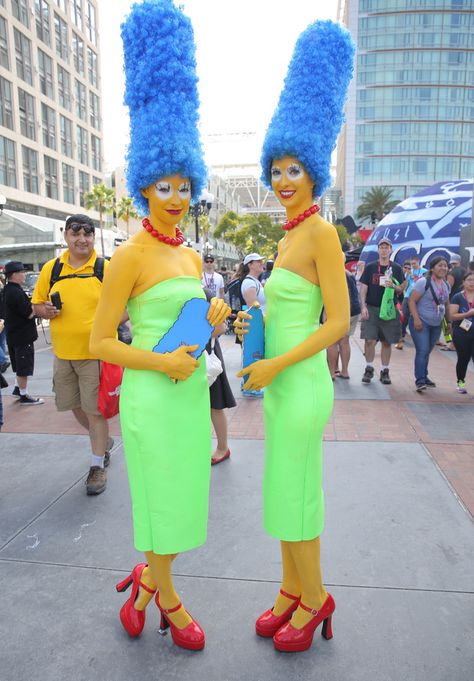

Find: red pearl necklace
[142,217,185,246]
[282,204,320,231]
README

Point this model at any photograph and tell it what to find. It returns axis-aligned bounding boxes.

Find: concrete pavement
[0,327,473,681]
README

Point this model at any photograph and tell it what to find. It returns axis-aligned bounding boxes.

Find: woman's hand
[237,358,281,390]
[207,297,230,327]
[413,317,423,332]
[233,310,252,341]
[159,344,199,381]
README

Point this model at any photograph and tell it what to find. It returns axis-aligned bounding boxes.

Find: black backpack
[225,276,260,312]
[48,256,105,293]
[0,286,5,319]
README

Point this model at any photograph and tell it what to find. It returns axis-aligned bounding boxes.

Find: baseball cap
[449,254,461,264]
[243,253,264,266]
[378,237,392,247]
[4,261,27,275]
[203,255,214,262]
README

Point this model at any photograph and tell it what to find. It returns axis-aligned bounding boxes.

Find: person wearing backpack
[32,214,114,495]
[408,256,451,393]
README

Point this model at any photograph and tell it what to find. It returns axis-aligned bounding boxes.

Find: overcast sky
[99,0,339,171]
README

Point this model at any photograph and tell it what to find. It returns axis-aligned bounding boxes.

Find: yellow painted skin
[90,175,230,629]
[236,156,349,628]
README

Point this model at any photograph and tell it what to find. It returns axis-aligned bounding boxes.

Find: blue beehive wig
[261,20,355,198]
[121,0,207,214]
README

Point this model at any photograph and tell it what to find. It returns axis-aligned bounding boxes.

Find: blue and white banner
[361,179,473,267]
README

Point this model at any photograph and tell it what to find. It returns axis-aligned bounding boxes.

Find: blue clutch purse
[153,298,213,359]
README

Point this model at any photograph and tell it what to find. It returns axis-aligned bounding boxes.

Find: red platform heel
[115,563,157,637]
[155,594,205,651]
[255,589,301,637]
[273,593,335,653]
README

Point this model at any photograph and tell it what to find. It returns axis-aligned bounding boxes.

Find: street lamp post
[190,191,214,251]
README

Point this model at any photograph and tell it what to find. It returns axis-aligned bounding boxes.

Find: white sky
[99,0,339,171]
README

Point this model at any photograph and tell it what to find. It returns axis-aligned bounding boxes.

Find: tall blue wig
[121,0,207,214]
[261,20,355,198]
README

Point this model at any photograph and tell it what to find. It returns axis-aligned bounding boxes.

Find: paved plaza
[0,328,473,681]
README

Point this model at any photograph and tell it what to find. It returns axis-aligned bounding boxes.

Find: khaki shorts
[360,304,401,345]
[53,357,101,415]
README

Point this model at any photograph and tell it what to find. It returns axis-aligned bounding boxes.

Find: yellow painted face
[141,174,191,228]
[270,156,314,212]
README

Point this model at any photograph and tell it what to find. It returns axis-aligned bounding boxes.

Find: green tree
[356,186,399,223]
[116,196,139,238]
[214,211,281,259]
[83,183,115,256]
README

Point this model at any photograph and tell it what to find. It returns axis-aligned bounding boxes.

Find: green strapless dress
[263,268,334,541]
[120,277,211,554]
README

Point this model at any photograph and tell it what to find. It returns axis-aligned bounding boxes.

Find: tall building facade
[0,0,103,220]
[337,0,474,218]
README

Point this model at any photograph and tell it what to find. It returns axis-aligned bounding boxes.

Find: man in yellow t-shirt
[32,214,113,496]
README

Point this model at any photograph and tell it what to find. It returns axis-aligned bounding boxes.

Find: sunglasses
[67,223,95,235]
[204,259,213,263]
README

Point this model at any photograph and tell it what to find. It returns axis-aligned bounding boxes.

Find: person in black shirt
[4,261,43,405]
[447,254,466,301]
[359,238,404,385]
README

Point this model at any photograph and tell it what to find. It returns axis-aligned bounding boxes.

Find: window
[44,155,58,199]
[14,29,33,85]
[57,65,71,110]
[87,47,97,87]
[35,0,51,46]
[41,102,56,149]
[0,77,14,130]
[70,0,83,32]
[413,158,428,174]
[86,2,96,45]
[18,88,36,140]
[54,0,66,10]
[91,133,100,171]
[11,0,29,27]
[75,79,87,120]
[92,175,100,185]
[0,136,17,187]
[62,162,75,203]
[60,114,73,157]
[54,13,68,61]
[22,145,39,193]
[76,124,88,165]
[72,32,84,76]
[79,170,89,206]
[38,48,54,99]
[0,17,8,69]
[89,91,100,129]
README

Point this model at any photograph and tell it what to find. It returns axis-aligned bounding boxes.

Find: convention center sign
[360,179,473,267]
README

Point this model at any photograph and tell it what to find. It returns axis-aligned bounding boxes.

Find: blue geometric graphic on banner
[360,179,473,267]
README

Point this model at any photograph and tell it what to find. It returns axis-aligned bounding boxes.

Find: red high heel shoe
[155,594,205,651]
[115,563,156,637]
[273,593,335,652]
[255,589,300,637]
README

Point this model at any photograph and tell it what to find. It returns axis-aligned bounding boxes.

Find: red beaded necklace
[282,204,320,231]
[142,217,185,246]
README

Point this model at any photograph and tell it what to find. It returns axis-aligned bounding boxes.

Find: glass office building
[337,0,474,218]
[0,0,103,220]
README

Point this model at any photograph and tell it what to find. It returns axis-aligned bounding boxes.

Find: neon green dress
[263,268,334,541]
[119,277,211,554]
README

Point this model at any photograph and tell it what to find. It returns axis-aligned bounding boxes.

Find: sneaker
[104,437,114,468]
[456,380,467,394]
[12,386,20,397]
[416,382,427,393]
[425,378,436,388]
[362,366,375,383]
[19,394,44,405]
[85,466,107,495]
[380,369,391,385]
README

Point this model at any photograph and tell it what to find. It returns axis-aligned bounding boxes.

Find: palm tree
[356,187,399,223]
[83,183,115,256]
[116,196,139,238]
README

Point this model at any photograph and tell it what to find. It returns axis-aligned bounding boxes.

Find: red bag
[396,302,405,325]
[97,361,124,419]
